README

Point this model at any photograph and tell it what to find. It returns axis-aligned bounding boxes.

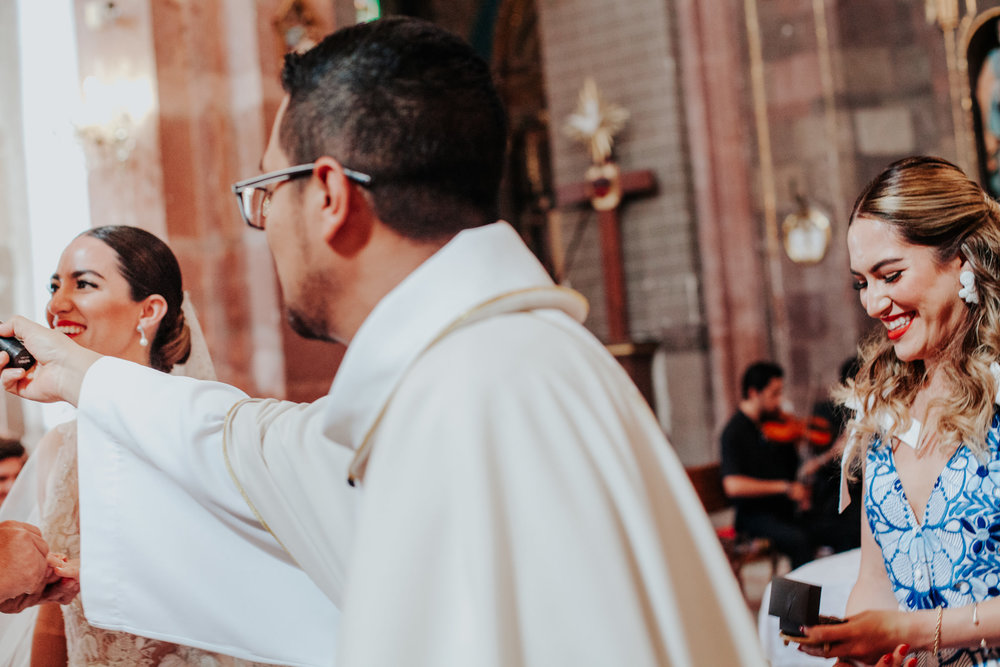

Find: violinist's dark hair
[741,361,783,399]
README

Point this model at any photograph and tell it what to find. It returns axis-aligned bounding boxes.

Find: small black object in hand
[768,577,823,637]
[0,336,35,369]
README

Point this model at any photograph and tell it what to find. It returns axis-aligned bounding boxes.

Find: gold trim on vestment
[221,398,295,556]
[344,285,586,485]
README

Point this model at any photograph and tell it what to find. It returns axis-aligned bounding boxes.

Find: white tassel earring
[137,324,148,347]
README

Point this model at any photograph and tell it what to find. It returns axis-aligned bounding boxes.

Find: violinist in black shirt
[720,361,816,568]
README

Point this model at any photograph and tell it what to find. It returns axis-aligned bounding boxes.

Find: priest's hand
[36,554,79,606]
[0,574,81,613]
[0,521,57,610]
[0,548,81,613]
[829,644,915,667]
[0,316,101,407]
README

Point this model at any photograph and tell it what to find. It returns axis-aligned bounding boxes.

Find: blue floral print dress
[865,410,1000,665]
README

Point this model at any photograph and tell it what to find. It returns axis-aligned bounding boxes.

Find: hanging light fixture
[782,193,831,264]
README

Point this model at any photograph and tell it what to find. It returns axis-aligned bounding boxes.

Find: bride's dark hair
[80,226,191,373]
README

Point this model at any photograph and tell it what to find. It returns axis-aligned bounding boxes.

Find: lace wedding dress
[39,421,275,667]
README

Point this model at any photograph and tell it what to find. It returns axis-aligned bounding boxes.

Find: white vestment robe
[77,222,766,666]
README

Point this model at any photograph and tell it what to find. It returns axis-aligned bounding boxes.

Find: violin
[760,412,804,444]
[760,412,833,447]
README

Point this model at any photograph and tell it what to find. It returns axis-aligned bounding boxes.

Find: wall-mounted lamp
[73,75,154,165]
[782,193,831,264]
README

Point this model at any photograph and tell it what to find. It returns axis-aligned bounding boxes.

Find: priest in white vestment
[1,17,767,667]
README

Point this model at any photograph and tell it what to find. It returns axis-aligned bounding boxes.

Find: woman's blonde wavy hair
[840,156,1000,475]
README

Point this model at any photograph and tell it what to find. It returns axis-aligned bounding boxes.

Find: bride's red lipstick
[53,320,85,338]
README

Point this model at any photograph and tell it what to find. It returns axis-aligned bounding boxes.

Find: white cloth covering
[0,295,259,667]
[77,378,339,666]
[76,221,766,666]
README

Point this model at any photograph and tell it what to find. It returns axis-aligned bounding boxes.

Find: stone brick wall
[537,0,716,464]
[538,1,702,342]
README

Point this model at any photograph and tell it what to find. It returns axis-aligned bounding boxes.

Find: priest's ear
[312,157,374,252]
[137,294,168,336]
[313,158,353,242]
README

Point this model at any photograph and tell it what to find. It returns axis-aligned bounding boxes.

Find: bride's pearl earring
[137,324,148,347]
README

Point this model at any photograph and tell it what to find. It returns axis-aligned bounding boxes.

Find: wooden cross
[555,168,657,344]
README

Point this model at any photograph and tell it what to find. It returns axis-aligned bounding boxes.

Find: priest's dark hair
[278,16,508,242]
[81,226,191,373]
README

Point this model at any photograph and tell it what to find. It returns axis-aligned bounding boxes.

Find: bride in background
[4,225,270,666]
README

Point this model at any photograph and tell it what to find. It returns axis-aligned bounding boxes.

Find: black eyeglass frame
[231,162,373,229]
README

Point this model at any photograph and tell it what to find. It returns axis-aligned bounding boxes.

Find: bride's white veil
[0,293,215,665]
[171,292,217,382]
[0,452,42,666]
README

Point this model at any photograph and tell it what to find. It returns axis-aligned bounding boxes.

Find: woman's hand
[830,643,915,667]
[49,554,79,581]
[797,610,915,665]
[0,317,101,407]
[0,521,51,604]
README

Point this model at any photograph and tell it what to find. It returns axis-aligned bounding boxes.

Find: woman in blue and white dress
[800,157,1000,667]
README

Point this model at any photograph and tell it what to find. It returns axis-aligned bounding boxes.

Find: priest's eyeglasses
[231,163,373,230]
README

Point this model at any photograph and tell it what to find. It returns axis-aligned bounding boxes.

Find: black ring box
[768,576,822,637]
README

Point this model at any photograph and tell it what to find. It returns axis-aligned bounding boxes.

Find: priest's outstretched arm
[0,317,344,667]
